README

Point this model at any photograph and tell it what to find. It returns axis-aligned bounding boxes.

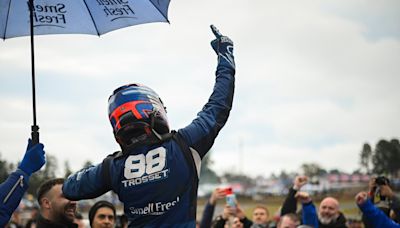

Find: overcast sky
[0,0,399,178]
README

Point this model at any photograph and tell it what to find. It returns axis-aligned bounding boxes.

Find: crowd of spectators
[196,175,400,228]
[2,174,399,227]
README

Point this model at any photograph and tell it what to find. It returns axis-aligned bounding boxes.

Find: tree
[0,153,11,183]
[64,160,73,178]
[301,163,327,177]
[27,153,58,195]
[220,172,253,187]
[82,160,94,169]
[329,169,341,174]
[360,143,372,174]
[199,151,220,184]
[372,139,400,177]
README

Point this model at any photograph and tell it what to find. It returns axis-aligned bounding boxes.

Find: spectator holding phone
[199,187,226,228]
[212,201,251,228]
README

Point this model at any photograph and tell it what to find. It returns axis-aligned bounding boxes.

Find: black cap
[88,201,116,226]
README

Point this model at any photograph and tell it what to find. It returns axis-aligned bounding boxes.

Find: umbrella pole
[29,0,39,144]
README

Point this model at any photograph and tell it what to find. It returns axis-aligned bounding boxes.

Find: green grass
[196,192,364,220]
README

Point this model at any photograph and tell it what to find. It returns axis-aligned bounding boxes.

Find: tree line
[360,138,400,177]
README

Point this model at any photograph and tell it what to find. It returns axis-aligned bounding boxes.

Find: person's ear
[41,197,51,209]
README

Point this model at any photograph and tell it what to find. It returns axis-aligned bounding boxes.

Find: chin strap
[117,111,172,152]
[117,127,174,154]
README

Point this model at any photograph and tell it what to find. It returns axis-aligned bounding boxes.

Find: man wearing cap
[88,201,116,228]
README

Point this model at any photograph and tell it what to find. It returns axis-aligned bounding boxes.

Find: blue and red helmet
[108,83,169,148]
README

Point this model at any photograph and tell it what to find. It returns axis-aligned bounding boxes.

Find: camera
[373,176,390,203]
[375,176,390,186]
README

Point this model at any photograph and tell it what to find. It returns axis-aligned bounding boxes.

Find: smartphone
[226,193,236,208]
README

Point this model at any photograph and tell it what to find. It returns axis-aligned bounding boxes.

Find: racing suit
[63,55,235,227]
[0,169,30,227]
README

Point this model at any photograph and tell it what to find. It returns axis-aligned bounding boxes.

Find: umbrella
[0,0,171,144]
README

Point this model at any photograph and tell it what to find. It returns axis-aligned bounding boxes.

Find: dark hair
[88,201,116,226]
[36,178,65,205]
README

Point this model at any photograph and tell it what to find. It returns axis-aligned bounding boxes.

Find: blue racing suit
[359,199,400,228]
[0,169,30,227]
[63,60,235,227]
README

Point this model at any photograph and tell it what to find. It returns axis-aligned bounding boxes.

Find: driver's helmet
[108,83,169,149]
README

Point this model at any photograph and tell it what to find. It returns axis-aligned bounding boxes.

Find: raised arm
[0,139,45,227]
[281,175,308,216]
[179,25,235,158]
[356,191,400,228]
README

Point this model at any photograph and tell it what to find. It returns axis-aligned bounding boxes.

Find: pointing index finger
[210,24,222,38]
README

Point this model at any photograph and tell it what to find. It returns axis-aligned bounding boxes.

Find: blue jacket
[0,169,30,227]
[359,199,400,228]
[302,202,319,228]
[63,62,235,227]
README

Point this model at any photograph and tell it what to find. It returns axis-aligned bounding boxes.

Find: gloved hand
[18,139,46,176]
[210,25,235,69]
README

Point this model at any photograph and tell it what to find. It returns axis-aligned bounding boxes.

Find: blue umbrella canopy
[0,0,171,143]
[1,0,170,38]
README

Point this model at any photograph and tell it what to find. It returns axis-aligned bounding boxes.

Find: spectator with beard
[281,175,346,228]
[36,178,78,228]
[317,197,346,227]
[301,195,346,228]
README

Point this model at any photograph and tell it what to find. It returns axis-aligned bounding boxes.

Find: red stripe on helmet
[109,100,151,130]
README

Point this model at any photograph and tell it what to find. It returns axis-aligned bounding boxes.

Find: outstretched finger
[26,138,33,150]
[210,24,222,38]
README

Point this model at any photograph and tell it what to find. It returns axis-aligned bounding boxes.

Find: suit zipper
[3,175,24,204]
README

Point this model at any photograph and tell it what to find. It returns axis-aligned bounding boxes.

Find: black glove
[210,25,235,69]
